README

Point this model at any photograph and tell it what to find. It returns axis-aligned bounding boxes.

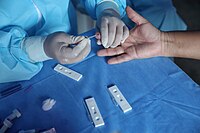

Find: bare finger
[97,46,124,56]
[107,54,132,64]
[126,6,148,25]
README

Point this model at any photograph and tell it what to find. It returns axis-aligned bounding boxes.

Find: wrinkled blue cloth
[124,0,187,31]
[0,30,200,133]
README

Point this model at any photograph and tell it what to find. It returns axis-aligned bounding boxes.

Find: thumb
[126,6,148,25]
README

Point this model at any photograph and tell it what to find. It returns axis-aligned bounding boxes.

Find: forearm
[162,31,200,60]
[0,27,43,83]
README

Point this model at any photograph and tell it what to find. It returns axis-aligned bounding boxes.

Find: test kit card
[85,97,105,127]
[54,64,82,81]
[108,85,132,113]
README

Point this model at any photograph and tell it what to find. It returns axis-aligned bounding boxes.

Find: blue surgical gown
[124,0,187,31]
[0,0,126,83]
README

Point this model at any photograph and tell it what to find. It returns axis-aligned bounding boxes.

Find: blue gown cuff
[96,0,120,19]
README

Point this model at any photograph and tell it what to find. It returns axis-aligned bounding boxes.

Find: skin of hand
[97,6,164,64]
[96,9,129,49]
[163,31,200,60]
[44,32,91,64]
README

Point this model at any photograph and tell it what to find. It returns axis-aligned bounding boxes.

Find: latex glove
[97,7,162,64]
[96,9,129,48]
[44,32,91,64]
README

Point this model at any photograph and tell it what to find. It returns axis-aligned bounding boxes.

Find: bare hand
[97,7,163,64]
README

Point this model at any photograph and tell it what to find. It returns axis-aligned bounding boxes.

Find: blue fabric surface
[124,0,187,31]
[0,30,200,133]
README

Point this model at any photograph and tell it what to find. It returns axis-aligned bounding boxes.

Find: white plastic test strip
[108,85,132,113]
[85,97,105,127]
[54,64,82,81]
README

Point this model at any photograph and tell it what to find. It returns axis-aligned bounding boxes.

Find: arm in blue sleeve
[80,0,126,19]
[0,26,43,83]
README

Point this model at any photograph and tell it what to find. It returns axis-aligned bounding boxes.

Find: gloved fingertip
[104,45,109,48]
[110,45,117,48]
[102,43,106,48]
[97,40,102,45]
[102,40,108,48]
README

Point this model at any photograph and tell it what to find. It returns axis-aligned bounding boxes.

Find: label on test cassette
[54,64,82,81]
[108,85,132,113]
[85,97,105,127]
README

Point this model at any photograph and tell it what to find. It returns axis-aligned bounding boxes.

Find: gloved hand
[97,7,162,64]
[96,9,129,48]
[44,32,91,64]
